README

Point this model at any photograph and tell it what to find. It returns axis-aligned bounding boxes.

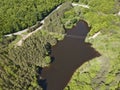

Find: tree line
[0,0,78,41]
[0,1,73,90]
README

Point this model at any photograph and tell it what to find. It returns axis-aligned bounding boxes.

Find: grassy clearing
[65,27,120,89]
[64,0,120,89]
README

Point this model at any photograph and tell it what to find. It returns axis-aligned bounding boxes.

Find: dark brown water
[40,20,101,90]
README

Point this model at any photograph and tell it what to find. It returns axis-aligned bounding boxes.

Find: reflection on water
[39,20,101,90]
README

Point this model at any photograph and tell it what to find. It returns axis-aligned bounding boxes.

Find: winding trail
[5,3,89,46]
[16,4,63,46]
[5,4,63,37]
[118,11,120,16]
[72,3,89,8]
[16,26,43,46]
[88,31,101,39]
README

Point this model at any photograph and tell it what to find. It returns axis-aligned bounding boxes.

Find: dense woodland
[0,1,73,90]
[0,0,120,90]
[0,0,77,41]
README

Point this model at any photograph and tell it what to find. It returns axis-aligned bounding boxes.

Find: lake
[39,20,101,90]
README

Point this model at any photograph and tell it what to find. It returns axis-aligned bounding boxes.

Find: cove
[39,20,101,90]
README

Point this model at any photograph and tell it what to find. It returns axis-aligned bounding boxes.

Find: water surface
[40,20,101,90]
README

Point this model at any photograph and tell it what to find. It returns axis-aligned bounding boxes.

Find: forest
[0,0,120,90]
[0,1,73,90]
[0,0,77,41]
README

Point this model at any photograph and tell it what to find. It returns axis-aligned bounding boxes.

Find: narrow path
[88,31,101,39]
[72,3,89,8]
[5,4,62,37]
[16,26,43,46]
[16,3,62,46]
[5,3,89,46]
[118,11,120,16]
[5,3,89,37]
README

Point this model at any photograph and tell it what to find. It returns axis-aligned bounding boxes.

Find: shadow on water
[38,20,101,90]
